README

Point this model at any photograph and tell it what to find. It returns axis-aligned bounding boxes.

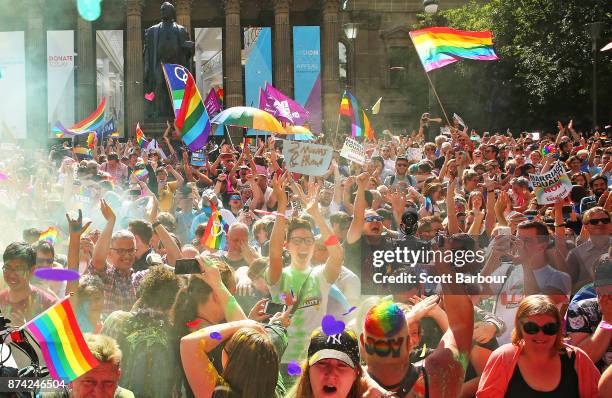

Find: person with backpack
[100,265,183,398]
[384,156,416,190]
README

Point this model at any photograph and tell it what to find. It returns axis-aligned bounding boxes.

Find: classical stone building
[0,0,469,144]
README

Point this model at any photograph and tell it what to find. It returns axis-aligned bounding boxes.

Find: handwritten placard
[281,140,333,176]
[529,162,572,204]
[340,137,365,165]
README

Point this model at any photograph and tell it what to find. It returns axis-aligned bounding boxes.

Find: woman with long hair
[477,295,600,397]
[180,321,279,398]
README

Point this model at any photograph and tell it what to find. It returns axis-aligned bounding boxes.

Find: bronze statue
[143,2,194,118]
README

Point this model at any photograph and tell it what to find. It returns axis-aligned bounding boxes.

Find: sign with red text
[529,162,572,204]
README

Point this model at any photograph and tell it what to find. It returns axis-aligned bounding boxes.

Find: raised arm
[268,173,289,285]
[65,210,92,293]
[91,199,115,271]
[446,178,460,234]
[346,172,370,244]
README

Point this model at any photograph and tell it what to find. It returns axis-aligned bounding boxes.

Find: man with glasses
[566,207,611,291]
[0,242,55,325]
[89,199,139,319]
[384,156,416,189]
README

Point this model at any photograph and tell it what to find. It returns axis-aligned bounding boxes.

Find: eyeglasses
[229,195,241,201]
[522,321,559,336]
[364,215,384,222]
[110,248,136,255]
[588,218,610,225]
[289,237,315,246]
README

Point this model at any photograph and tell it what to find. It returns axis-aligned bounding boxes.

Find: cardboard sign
[406,148,423,162]
[281,140,333,176]
[340,137,365,165]
[529,162,572,204]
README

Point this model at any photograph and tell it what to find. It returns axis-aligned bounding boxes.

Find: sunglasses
[229,195,241,201]
[364,215,384,222]
[522,321,559,336]
[588,218,610,225]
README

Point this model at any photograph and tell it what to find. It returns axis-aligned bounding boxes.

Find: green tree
[411,0,612,132]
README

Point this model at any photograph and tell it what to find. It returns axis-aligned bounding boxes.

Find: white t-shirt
[490,263,571,344]
[265,265,332,364]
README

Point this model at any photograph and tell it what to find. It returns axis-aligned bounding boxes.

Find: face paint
[364,337,404,357]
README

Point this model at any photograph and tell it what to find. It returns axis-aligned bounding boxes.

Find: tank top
[505,352,579,397]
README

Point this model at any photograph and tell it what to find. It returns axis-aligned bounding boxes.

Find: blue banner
[245,28,272,137]
[293,27,321,135]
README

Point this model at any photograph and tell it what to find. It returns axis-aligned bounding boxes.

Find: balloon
[77,0,102,22]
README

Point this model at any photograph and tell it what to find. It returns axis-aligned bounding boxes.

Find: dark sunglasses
[588,218,610,225]
[364,215,384,222]
[522,321,559,336]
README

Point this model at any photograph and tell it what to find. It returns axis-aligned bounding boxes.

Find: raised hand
[100,199,116,223]
[271,171,289,209]
[356,172,370,190]
[66,209,92,236]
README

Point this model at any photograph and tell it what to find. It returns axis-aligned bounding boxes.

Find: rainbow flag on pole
[135,123,148,148]
[200,202,229,250]
[38,227,59,245]
[409,27,499,72]
[24,297,99,381]
[53,98,106,138]
[175,71,212,151]
[340,90,375,140]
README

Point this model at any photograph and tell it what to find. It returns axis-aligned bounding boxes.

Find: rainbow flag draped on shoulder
[340,90,375,140]
[162,63,212,151]
[409,27,499,72]
[53,98,106,138]
[24,297,99,381]
[200,202,229,250]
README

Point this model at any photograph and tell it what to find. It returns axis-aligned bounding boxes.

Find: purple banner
[204,88,222,118]
[263,83,309,125]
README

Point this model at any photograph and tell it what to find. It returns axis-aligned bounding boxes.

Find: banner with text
[47,30,75,133]
[529,162,572,204]
[340,137,365,165]
[282,140,333,176]
[293,26,322,135]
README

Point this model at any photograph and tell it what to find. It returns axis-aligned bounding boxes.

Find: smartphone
[175,259,201,275]
[562,205,572,220]
[264,301,287,315]
[497,226,512,236]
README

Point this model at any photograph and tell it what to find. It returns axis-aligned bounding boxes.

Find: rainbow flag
[200,202,229,250]
[175,70,212,151]
[53,98,106,138]
[86,132,96,148]
[340,90,375,140]
[409,27,499,72]
[39,227,59,245]
[135,123,148,148]
[24,297,99,381]
[73,147,92,158]
[216,87,224,104]
[133,168,148,180]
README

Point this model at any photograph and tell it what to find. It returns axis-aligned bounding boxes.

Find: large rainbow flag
[340,90,374,140]
[174,70,212,151]
[409,27,499,72]
[24,297,99,381]
[53,98,106,138]
[200,202,229,250]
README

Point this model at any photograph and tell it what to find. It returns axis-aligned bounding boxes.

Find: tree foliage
[411,0,612,133]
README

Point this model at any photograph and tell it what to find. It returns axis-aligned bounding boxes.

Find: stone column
[126,0,144,137]
[273,0,293,95]
[320,0,340,135]
[76,17,96,120]
[175,0,192,38]
[25,0,46,146]
[223,0,244,142]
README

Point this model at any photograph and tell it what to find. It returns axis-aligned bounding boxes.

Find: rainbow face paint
[364,301,405,338]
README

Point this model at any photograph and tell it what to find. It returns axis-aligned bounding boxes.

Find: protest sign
[406,148,423,162]
[529,162,572,204]
[340,137,365,165]
[453,113,466,128]
[282,140,333,176]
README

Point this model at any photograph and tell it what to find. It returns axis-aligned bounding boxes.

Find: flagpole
[423,70,451,127]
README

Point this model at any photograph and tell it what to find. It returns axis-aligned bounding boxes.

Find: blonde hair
[83,333,122,366]
[511,295,563,350]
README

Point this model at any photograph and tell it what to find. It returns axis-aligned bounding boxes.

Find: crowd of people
[0,116,610,397]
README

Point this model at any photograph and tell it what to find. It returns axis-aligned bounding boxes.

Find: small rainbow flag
[216,87,224,104]
[409,27,499,72]
[86,132,96,149]
[135,123,148,148]
[175,70,212,151]
[73,147,92,158]
[39,227,59,245]
[53,98,106,138]
[340,90,374,140]
[24,297,99,381]
[200,202,229,250]
[133,168,148,180]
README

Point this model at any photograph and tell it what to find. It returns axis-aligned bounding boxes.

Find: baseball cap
[307,328,360,369]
